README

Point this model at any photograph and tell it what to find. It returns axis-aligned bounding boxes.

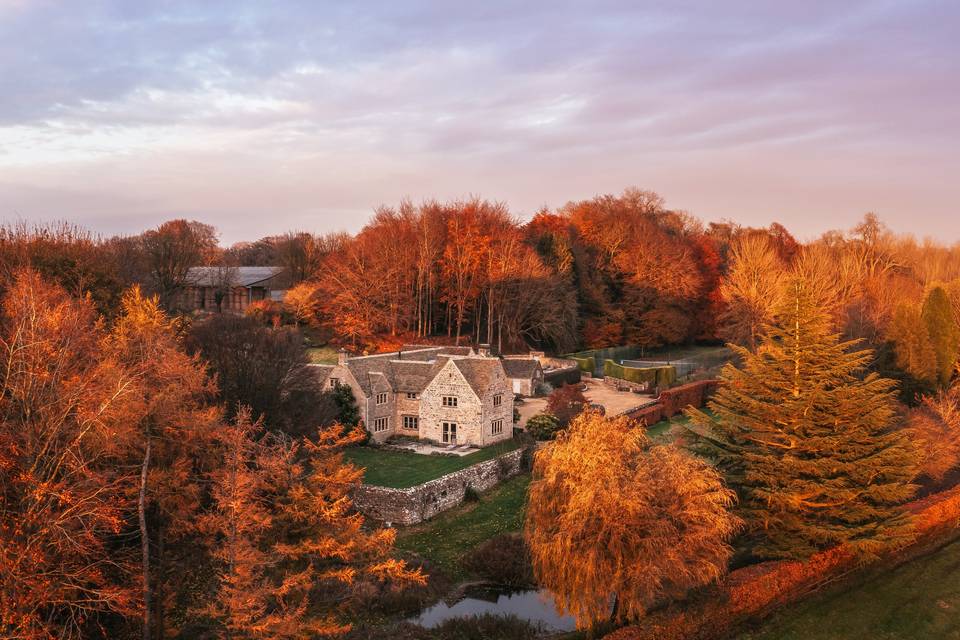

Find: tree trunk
[139,438,152,640]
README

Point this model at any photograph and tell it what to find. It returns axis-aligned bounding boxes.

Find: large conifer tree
[922,286,960,388]
[685,276,917,560]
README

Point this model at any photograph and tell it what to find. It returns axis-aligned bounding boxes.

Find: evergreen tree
[922,286,960,388]
[685,276,917,560]
[887,302,938,394]
[333,383,361,426]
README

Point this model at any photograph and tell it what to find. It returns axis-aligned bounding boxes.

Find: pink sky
[1,1,958,243]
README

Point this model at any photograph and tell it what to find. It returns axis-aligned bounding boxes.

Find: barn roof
[187,266,285,287]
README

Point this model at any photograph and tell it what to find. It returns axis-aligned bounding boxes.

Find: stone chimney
[529,350,546,361]
[478,343,491,358]
[338,348,350,366]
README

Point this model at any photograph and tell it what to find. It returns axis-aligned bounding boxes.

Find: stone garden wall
[352,448,524,526]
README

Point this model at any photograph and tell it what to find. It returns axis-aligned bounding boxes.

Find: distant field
[395,473,530,581]
[343,440,521,488]
[738,538,960,640]
[306,346,339,364]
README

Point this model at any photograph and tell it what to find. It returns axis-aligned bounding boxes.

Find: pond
[411,585,577,632]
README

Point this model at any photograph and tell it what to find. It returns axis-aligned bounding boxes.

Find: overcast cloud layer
[1,0,958,243]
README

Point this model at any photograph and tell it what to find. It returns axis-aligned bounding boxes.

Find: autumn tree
[108,287,219,640]
[186,315,333,437]
[922,285,960,388]
[719,233,786,350]
[140,219,218,309]
[0,221,124,315]
[199,408,425,638]
[0,270,138,639]
[546,383,588,426]
[525,411,739,629]
[908,380,960,488]
[887,302,938,394]
[685,275,917,560]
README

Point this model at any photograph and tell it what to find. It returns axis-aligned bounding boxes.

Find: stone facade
[311,345,517,447]
[352,448,524,525]
[419,359,513,447]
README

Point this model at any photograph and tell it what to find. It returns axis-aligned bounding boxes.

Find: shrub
[627,403,663,427]
[603,360,677,387]
[526,413,563,440]
[547,383,588,425]
[461,534,535,587]
[244,298,290,326]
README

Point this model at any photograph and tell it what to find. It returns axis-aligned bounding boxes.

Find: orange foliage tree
[525,410,739,629]
[0,270,139,639]
[108,287,220,640]
[199,409,425,638]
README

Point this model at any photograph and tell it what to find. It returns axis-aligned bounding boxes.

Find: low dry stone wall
[353,448,524,526]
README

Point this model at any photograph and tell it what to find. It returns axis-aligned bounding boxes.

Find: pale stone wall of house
[420,361,484,445]
[352,448,524,525]
[478,369,514,447]
[394,392,422,436]
[366,375,396,443]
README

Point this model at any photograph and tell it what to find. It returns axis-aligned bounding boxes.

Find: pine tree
[922,286,960,388]
[685,276,917,560]
[888,302,938,390]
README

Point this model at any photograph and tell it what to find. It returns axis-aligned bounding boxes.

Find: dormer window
[442,396,458,408]
[376,392,388,405]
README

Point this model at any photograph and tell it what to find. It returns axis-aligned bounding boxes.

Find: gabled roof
[450,358,504,397]
[187,266,285,287]
[501,358,542,380]
[401,344,474,357]
[384,360,438,393]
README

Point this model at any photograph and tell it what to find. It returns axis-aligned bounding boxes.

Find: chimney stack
[338,348,350,366]
[478,343,491,358]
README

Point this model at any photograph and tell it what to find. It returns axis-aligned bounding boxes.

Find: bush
[244,298,290,326]
[604,359,677,387]
[626,403,663,427]
[547,383,588,425]
[535,381,554,396]
[572,356,596,373]
[461,534,535,587]
[526,413,563,440]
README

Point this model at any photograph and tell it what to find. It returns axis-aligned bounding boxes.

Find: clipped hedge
[625,402,663,427]
[658,380,719,418]
[604,360,677,387]
[571,356,596,373]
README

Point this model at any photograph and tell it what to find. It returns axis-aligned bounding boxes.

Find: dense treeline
[8,189,960,386]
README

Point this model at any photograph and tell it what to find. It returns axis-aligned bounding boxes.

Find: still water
[411,585,577,632]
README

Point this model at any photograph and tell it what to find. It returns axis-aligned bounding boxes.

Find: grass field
[739,538,960,639]
[343,440,521,488]
[306,346,339,364]
[395,473,531,581]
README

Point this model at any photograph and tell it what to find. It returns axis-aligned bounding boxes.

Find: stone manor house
[311,345,530,448]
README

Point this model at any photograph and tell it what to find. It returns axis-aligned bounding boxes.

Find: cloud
[0,0,958,242]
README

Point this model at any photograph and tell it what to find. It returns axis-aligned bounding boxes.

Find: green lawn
[344,440,521,488]
[306,346,339,364]
[739,538,960,640]
[395,473,531,581]
[645,408,714,442]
